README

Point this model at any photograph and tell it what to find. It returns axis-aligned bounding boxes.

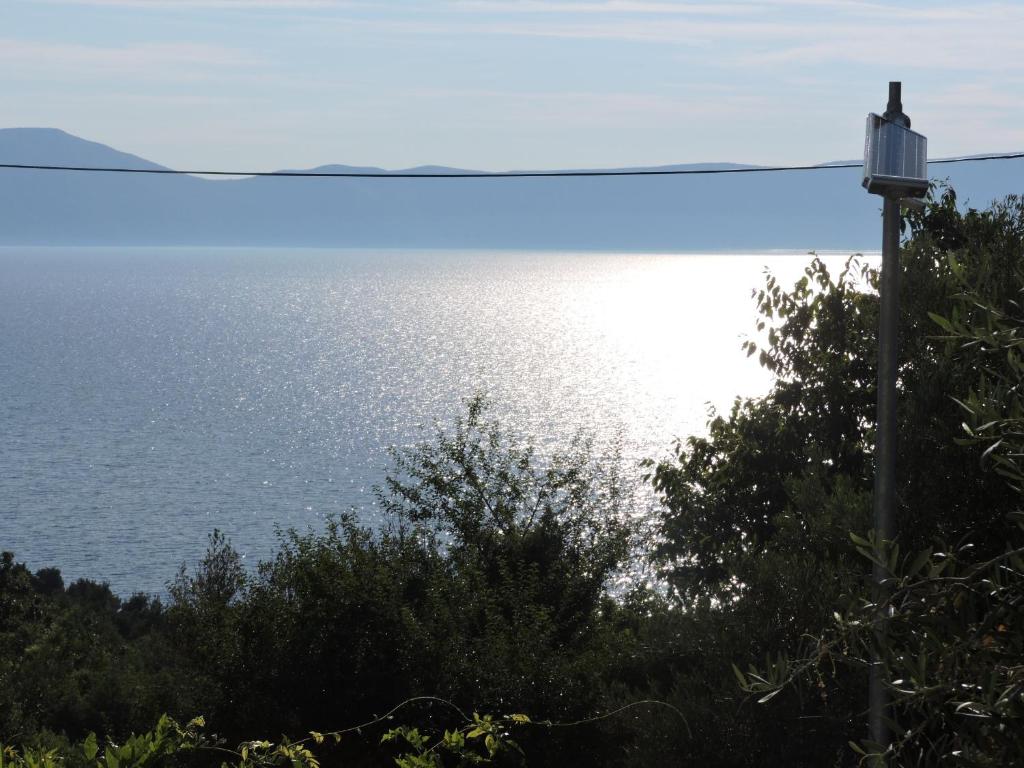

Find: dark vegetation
[2,190,1023,766]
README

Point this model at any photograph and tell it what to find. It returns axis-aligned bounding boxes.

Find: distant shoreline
[0,244,883,256]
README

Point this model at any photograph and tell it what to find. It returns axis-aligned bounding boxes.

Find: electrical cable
[0,152,1022,179]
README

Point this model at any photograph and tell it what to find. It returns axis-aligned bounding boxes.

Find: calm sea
[0,248,867,595]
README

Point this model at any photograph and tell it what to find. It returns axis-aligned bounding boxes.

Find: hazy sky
[2,0,1022,171]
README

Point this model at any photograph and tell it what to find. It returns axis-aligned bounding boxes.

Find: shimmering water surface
[0,248,868,595]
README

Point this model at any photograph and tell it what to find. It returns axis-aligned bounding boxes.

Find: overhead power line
[0,152,1022,179]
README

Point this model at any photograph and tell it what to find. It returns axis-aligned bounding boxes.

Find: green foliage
[0,553,192,741]
[152,398,633,765]
[380,395,629,607]
[1,397,635,765]
[381,711,527,767]
[169,530,245,611]
[646,190,1024,765]
[650,253,877,603]
[640,253,883,763]
[0,715,204,768]
[1,711,529,768]
[728,193,1024,765]
[652,190,1024,599]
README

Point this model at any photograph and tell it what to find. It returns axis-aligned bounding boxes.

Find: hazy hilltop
[1,127,1021,250]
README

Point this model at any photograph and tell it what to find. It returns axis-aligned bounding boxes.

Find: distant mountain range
[1,127,1021,250]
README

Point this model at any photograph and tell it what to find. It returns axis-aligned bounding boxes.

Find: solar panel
[863,113,928,197]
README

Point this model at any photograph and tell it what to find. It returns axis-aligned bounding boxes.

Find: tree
[379,395,630,650]
[167,398,633,766]
[766,196,1024,765]
[649,190,1024,765]
[0,553,184,741]
[655,189,1024,594]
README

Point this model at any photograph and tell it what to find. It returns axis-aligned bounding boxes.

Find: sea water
[0,247,870,595]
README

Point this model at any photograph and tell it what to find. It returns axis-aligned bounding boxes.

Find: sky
[2,0,1023,172]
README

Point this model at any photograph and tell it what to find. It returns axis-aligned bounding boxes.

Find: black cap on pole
[887,82,902,114]
[883,81,911,128]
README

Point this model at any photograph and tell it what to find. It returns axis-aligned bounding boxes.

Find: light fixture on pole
[862,81,928,760]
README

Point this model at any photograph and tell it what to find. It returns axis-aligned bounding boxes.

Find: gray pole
[869,80,908,758]
[870,193,900,752]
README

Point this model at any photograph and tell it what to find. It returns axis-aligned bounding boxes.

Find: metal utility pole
[870,191,901,753]
[861,81,929,760]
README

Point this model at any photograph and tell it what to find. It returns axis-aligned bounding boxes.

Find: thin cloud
[451,1,758,15]
[285,1,1024,52]
[449,0,959,15]
[0,39,259,81]
[28,0,360,7]
[734,17,1024,73]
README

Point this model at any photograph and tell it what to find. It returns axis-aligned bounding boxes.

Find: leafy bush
[729,194,1024,765]
[162,398,632,765]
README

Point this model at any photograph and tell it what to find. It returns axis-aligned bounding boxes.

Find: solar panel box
[862,113,929,197]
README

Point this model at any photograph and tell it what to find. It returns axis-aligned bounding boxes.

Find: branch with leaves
[0,698,691,768]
